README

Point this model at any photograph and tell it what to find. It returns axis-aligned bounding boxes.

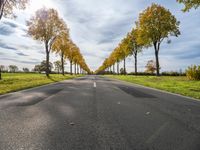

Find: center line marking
[94,82,96,88]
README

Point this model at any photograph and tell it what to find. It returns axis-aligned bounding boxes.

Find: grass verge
[106,75,200,100]
[0,73,83,95]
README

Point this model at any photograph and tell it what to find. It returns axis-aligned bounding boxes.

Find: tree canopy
[0,0,29,19]
[137,3,180,46]
[27,8,67,45]
[177,0,200,11]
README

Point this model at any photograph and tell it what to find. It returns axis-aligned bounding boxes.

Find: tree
[145,60,157,74]
[33,65,41,73]
[54,61,62,74]
[113,48,121,75]
[9,65,18,73]
[27,8,67,77]
[126,28,143,75]
[117,41,129,75]
[137,4,180,76]
[52,30,70,75]
[33,61,53,73]
[23,68,29,72]
[73,48,81,75]
[40,60,53,72]
[67,42,77,75]
[0,0,29,20]
[177,0,200,12]
[0,65,6,79]
[0,65,5,71]
[120,68,126,75]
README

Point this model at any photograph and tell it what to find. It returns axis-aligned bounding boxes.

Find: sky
[0,0,199,72]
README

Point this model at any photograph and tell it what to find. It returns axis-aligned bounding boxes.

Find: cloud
[0,57,40,65]
[0,20,20,36]
[3,21,18,28]
[0,19,27,36]
[176,47,200,60]
[16,52,29,56]
[0,43,18,51]
[0,26,14,36]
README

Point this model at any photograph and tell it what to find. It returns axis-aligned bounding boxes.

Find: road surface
[0,75,200,150]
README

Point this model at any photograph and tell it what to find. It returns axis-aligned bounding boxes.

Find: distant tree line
[0,65,30,73]
[33,60,84,74]
[0,60,86,75]
[0,65,19,73]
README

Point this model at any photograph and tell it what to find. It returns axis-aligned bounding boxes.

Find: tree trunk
[77,65,79,74]
[134,52,138,75]
[45,41,50,77]
[70,60,73,75]
[113,64,115,74]
[61,52,64,75]
[155,51,160,76]
[74,63,76,75]
[153,42,160,76]
[0,1,6,20]
[76,64,78,74]
[124,58,126,75]
[76,64,77,74]
[117,61,119,75]
[0,68,2,80]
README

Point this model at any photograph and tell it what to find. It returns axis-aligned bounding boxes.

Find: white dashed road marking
[94,82,96,88]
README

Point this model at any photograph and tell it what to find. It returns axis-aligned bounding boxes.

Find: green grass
[0,73,83,95]
[106,75,200,100]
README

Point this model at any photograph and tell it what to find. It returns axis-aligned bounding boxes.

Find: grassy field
[0,73,82,95]
[106,75,200,100]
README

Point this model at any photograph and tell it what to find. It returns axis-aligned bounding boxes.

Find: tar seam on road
[145,121,170,144]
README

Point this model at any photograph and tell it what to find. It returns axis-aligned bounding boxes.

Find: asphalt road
[0,75,200,150]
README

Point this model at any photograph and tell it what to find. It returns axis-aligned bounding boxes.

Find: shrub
[186,65,200,80]
[128,72,155,76]
[162,71,186,76]
[145,60,156,74]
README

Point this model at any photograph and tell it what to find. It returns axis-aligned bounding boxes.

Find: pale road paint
[94,82,96,88]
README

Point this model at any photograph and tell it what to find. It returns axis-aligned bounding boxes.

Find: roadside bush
[186,65,200,80]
